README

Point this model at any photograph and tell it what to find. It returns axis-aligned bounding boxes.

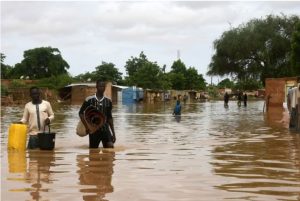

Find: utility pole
[177,50,180,60]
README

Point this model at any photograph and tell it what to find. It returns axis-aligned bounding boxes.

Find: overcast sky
[1,1,300,83]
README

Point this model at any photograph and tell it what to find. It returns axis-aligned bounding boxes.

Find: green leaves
[94,62,123,84]
[208,14,300,86]
[10,47,70,79]
[123,53,207,90]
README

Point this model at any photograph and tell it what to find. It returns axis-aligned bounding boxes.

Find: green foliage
[0,53,4,63]
[1,53,13,79]
[74,72,95,82]
[208,14,300,85]
[94,62,123,84]
[234,79,263,91]
[169,72,185,90]
[1,85,9,96]
[123,53,207,90]
[124,51,171,89]
[10,47,70,79]
[160,71,172,90]
[291,21,300,75]
[125,52,148,77]
[10,79,26,88]
[169,60,206,90]
[207,85,219,98]
[217,78,235,89]
[74,62,123,84]
[36,74,73,90]
[134,62,163,89]
[124,51,149,86]
[185,67,206,90]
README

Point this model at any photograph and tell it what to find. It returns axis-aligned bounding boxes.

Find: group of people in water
[224,91,247,107]
[18,80,116,149]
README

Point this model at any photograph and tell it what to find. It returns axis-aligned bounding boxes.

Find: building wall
[70,82,112,105]
[265,77,299,108]
[265,78,286,107]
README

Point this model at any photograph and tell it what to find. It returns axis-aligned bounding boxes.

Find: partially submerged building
[122,86,144,104]
[58,83,144,104]
[59,82,113,104]
[265,76,300,132]
[265,77,299,108]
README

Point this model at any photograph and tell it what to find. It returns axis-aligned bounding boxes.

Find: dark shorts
[27,135,39,149]
[89,124,113,148]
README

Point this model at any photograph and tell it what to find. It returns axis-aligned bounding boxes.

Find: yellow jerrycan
[8,123,27,150]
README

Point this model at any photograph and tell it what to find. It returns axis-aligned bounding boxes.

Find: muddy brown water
[1,100,300,201]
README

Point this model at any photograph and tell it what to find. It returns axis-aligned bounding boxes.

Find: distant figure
[183,94,188,104]
[224,92,229,107]
[287,86,294,113]
[243,93,248,107]
[173,100,181,116]
[237,92,242,107]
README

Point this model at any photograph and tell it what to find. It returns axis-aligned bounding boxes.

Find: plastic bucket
[38,126,56,150]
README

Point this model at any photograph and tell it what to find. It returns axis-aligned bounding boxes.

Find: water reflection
[77,149,115,201]
[211,127,300,200]
[174,115,181,123]
[25,150,55,200]
[8,150,27,173]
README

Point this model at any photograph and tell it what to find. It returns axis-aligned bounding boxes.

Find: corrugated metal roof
[65,83,96,87]
[112,85,129,89]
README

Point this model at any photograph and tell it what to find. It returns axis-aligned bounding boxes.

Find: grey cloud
[1,1,299,78]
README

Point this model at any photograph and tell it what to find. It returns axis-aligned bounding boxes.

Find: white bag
[76,120,88,137]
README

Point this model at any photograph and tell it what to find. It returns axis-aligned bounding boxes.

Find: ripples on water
[1,100,300,201]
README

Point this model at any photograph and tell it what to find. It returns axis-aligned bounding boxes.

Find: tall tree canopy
[11,47,70,79]
[124,51,167,89]
[124,51,149,86]
[207,14,300,85]
[75,61,123,84]
[169,60,187,90]
[217,78,235,89]
[169,59,206,90]
[291,21,300,75]
[94,62,123,84]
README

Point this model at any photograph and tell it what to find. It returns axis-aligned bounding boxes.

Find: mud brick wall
[265,78,286,107]
[71,84,112,105]
[71,86,96,105]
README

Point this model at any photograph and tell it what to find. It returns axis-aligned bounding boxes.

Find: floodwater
[1,100,300,201]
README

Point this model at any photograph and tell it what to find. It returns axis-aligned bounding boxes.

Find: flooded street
[1,100,300,201]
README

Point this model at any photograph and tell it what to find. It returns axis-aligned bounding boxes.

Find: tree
[291,21,300,75]
[124,51,149,86]
[185,67,206,90]
[94,62,123,84]
[133,62,163,89]
[169,59,187,90]
[124,51,169,89]
[217,78,235,89]
[1,53,13,79]
[207,14,300,86]
[169,59,206,90]
[11,47,69,79]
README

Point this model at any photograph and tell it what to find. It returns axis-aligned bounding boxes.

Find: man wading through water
[79,80,116,148]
